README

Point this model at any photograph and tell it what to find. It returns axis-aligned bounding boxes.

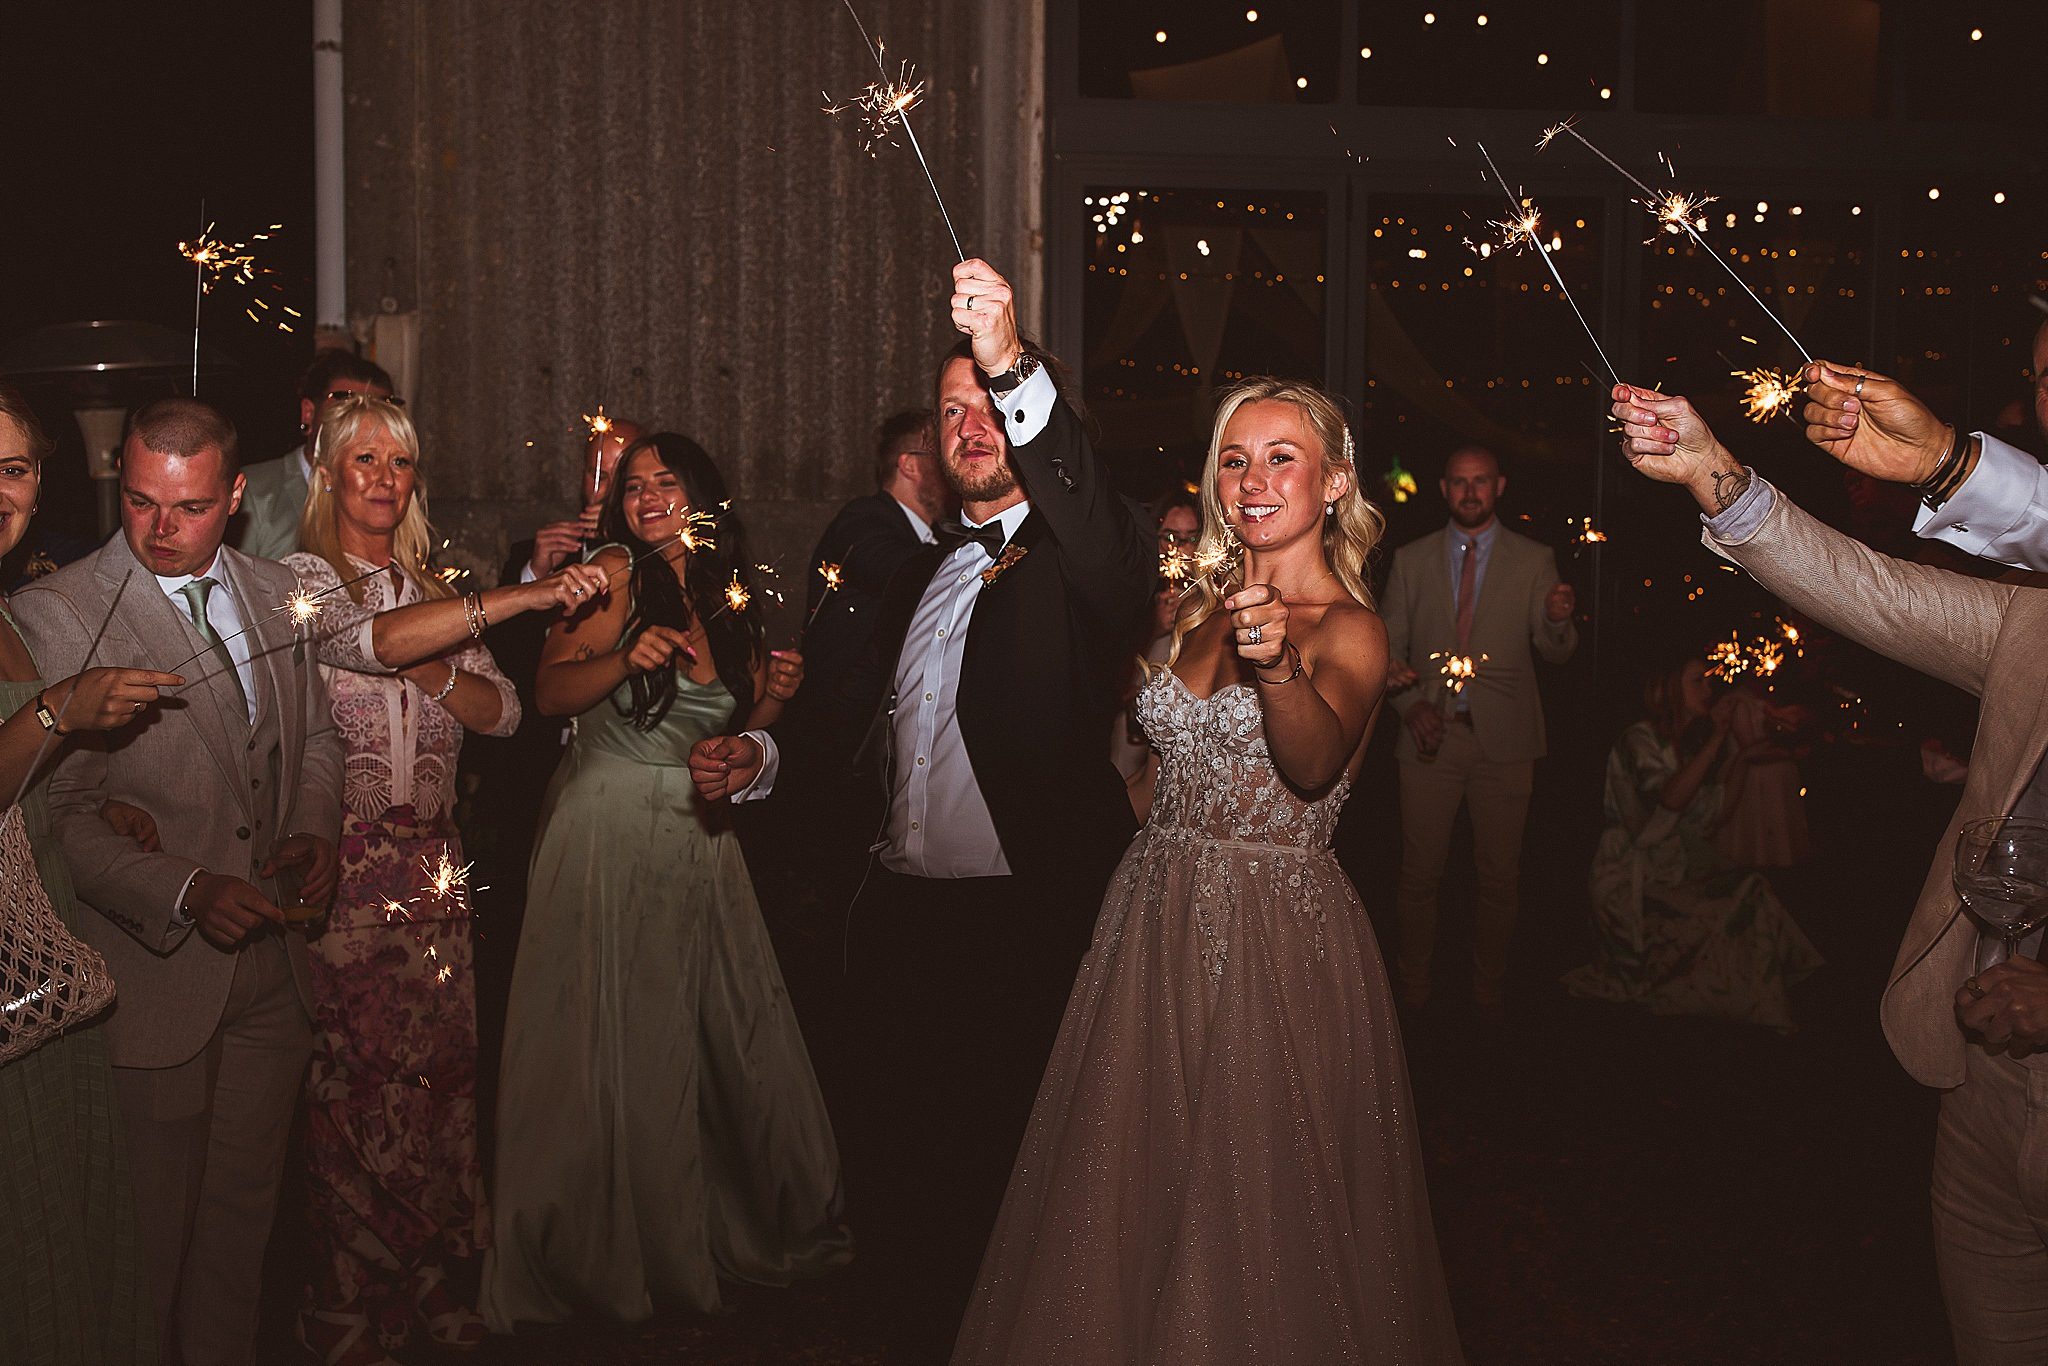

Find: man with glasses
[231,351,394,560]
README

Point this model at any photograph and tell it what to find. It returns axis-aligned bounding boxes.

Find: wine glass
[1951,817,2048,965]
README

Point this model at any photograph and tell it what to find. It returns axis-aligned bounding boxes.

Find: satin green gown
[481,670,850,1329]
[0,613,156,1365]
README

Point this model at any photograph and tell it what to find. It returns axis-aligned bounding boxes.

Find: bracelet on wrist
[1915,425,1962,503]
[1255,643,1305,686]
[431,662,459,702]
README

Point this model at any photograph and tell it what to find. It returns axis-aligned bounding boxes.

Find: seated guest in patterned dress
[285,395,605,1366]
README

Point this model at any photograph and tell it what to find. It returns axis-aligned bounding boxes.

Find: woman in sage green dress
[482,434,849,1331]
[0,384,188,1364]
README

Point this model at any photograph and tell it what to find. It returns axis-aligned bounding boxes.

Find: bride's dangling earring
[1325,501,1334,517]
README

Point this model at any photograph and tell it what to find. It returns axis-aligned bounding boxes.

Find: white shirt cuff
[1913,433,2038,564]
[518,558,541,584]
[730,730,779,802]
[989,364,1057,447]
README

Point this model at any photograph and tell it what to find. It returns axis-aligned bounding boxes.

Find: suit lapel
[1417,530,1452,648]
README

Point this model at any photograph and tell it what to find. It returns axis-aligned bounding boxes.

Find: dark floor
[264,709,1961,1365]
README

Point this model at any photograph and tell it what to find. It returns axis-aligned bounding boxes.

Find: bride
[952,378,1463,1365]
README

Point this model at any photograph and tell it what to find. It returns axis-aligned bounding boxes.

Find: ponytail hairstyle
[1166,377,1386,668]
[598,433,763,728]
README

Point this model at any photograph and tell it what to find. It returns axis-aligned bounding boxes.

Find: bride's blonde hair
[1165,377,1385,668]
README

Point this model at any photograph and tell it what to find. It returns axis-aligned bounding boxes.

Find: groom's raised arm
[954,259,1153,633]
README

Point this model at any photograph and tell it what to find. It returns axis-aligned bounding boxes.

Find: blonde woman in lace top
[283,395,606,1366]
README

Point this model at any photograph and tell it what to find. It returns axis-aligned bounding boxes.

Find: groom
[691,259,1153,1348]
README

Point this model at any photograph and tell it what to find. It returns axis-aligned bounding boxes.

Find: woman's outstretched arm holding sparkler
[0,665,184,804]
[534,547,696,718]
[354,560,611,671]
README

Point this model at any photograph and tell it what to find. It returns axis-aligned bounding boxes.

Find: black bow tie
[935,519,1008,561]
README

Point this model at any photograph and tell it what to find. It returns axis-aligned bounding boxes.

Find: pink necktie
[1455,539,1477,650]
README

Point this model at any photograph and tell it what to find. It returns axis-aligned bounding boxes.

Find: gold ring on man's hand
[1964,976,1988,1000]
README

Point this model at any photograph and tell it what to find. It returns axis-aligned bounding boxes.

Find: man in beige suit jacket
[1616,380,2048,1366]
[1382,446,1577,1011]
[14,398,343,1366]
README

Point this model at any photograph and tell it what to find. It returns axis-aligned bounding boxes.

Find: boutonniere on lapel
[981,543,1028,587]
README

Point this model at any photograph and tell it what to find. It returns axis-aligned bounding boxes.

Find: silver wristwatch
[986,351,1040,397]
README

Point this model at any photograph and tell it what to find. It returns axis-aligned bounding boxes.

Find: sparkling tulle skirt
[952,823,1464,1365]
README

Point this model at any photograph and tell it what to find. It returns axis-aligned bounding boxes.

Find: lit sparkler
[1473,143,1619,386]
[1706,633,1747,681]
[806,560,847,630]
[1538,120,1812,363]
[830,2,965,260]
[1573,516,1609,545]
[420,851,474,911]
[179,214,284,392]
[599,501,729,589]
[166,560,392,681]
[1431,651,1486,695]
[723,571,752,616]
[1733,365,1802,424]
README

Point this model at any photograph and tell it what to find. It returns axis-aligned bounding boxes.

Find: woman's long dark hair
[598,432,763,729]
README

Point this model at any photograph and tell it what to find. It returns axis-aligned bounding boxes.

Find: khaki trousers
[112,933,312,1366]
[1933,1044,2048,1364]
[1394,721,1534,1001]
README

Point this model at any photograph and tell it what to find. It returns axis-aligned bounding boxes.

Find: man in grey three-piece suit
[13,397,343,1366]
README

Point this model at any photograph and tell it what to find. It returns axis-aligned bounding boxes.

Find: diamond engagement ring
[1246,624,1264,645]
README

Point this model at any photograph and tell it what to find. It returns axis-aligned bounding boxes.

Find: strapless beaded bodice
[1134,668,1351,850]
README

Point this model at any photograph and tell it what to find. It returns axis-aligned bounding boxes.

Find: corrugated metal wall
[343,0,1033,626]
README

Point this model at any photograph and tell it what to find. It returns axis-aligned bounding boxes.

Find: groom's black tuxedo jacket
[779,386,1154,889]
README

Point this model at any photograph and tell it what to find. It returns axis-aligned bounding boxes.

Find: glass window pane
[1079,4,1339,103]
[1356,1,1621,109]
[1894,190,2048,448]
[1079,186,1329,498]
[1359,192,1610,540]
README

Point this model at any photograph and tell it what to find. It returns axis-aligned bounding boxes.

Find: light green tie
[178,577,247,714]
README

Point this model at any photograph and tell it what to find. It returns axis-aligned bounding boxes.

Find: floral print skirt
[302,805,489,1331]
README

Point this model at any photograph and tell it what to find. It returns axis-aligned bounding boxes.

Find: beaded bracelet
[431,661,459,702]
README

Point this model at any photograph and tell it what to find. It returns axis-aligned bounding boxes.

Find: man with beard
[689,259,1152,1355]
[1382,444,1577,1017]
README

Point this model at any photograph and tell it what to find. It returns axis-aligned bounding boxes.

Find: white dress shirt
[731,367,1061,876]
[155,553,257,725]
[1913,433,2046,568]
[874,499,1031,878]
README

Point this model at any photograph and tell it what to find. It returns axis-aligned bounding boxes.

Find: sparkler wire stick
[837,0,965,260]
[1474,142,1620,387]
[1544,122,1812,364]
[190,200,205,393]
[165,560,392,681]
[9,571,134,814]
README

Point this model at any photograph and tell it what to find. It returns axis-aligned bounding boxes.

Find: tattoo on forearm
[1708,463,1751,513]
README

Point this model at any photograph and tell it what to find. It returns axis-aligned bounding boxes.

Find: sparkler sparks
[285,590,323,627]
[724,571,752,615]
[180,217,288,391]
[1431,651,1487,694]
[830,2,965,260]
[805,560,847,630]
[1733,365,1802,424]
[1573,516,1609,545]
[824,64,928,156]
[421,851,474,909]
[1473,142,1620,386]
[1538,120,1812,363]
[1706,634,1747,681]
[165,560,392,682]
[581,406,616,439]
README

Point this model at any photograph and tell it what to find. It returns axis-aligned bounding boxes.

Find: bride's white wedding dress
[953,668,1463,1364]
